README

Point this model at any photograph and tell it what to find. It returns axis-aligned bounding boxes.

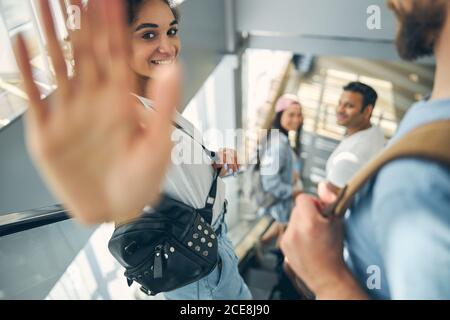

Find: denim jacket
[260,133,299,223]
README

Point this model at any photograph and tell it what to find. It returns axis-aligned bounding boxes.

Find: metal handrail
[0,169,247,237]
[0,204,70,237]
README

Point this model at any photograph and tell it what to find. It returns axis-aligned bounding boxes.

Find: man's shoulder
[373,102,450,197]
[373,157,450,205]
[362,126,385,151]
[357,126,385,145]
[334,126,385,159]
[369,125,385,139]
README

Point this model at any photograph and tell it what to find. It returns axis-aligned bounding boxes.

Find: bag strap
[197,168,222,224]
[172,123,217,160]
[132,94,224,224]
[323,120,450,218]
[132,93,217,160]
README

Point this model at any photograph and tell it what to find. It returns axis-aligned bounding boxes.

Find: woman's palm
[14,0,178,224]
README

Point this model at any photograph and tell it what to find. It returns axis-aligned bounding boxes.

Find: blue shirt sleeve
[260,139,293,200]
[371,159,450,299]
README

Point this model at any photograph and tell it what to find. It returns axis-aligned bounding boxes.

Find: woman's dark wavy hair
[125,0,180,25]
[269,111,303,157]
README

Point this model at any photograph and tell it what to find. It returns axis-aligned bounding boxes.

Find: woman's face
[129,0,181,79]
[280,104,303,132]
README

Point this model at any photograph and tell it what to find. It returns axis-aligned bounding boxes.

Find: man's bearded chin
[391,1,447,61]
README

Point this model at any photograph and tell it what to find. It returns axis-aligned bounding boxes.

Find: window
[0,0,69,130]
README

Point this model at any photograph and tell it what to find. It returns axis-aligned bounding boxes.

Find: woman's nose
[157,36,172,54]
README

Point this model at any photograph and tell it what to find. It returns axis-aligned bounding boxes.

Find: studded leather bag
[108,170,221,296]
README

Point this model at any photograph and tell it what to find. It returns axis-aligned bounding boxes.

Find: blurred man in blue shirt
[281,0,450,299]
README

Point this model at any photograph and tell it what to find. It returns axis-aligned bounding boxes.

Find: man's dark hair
[343,82,378,112]
[125,0,180,25]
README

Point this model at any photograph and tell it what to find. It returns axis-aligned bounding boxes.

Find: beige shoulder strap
[324,120,450,218]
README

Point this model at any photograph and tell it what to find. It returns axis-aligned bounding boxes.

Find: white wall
[178,0,228,108]
[183,55,238,150]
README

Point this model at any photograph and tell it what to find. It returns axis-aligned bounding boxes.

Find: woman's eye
[168,28,178,36]
[142,32,156,40]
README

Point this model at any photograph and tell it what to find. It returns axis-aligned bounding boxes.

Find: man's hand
[13,0,179,225]
[317,181,340,206]
[292,190,303,200]
[280,194,368,299]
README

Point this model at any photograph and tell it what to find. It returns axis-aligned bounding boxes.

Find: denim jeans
[164,205,252,300]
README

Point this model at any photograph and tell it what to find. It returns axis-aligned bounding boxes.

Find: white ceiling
[234,0,433,63]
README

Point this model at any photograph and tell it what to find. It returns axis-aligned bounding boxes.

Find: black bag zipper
[153,245,164,279]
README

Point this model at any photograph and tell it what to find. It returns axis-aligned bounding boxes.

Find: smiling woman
[104,0,252,301]
[126,0,181,95]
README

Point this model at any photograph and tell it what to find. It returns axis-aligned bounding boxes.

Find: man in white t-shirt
[318,82,386,203]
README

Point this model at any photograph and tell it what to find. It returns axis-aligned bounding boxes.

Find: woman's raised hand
[13,0,180,224]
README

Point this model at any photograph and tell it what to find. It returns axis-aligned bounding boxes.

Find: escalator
[0,114,97,299]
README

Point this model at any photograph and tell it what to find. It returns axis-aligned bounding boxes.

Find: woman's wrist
[114,210,142,227]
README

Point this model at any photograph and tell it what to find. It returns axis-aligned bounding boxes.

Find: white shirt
[326,125,386,188]
[135,95,226,226]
